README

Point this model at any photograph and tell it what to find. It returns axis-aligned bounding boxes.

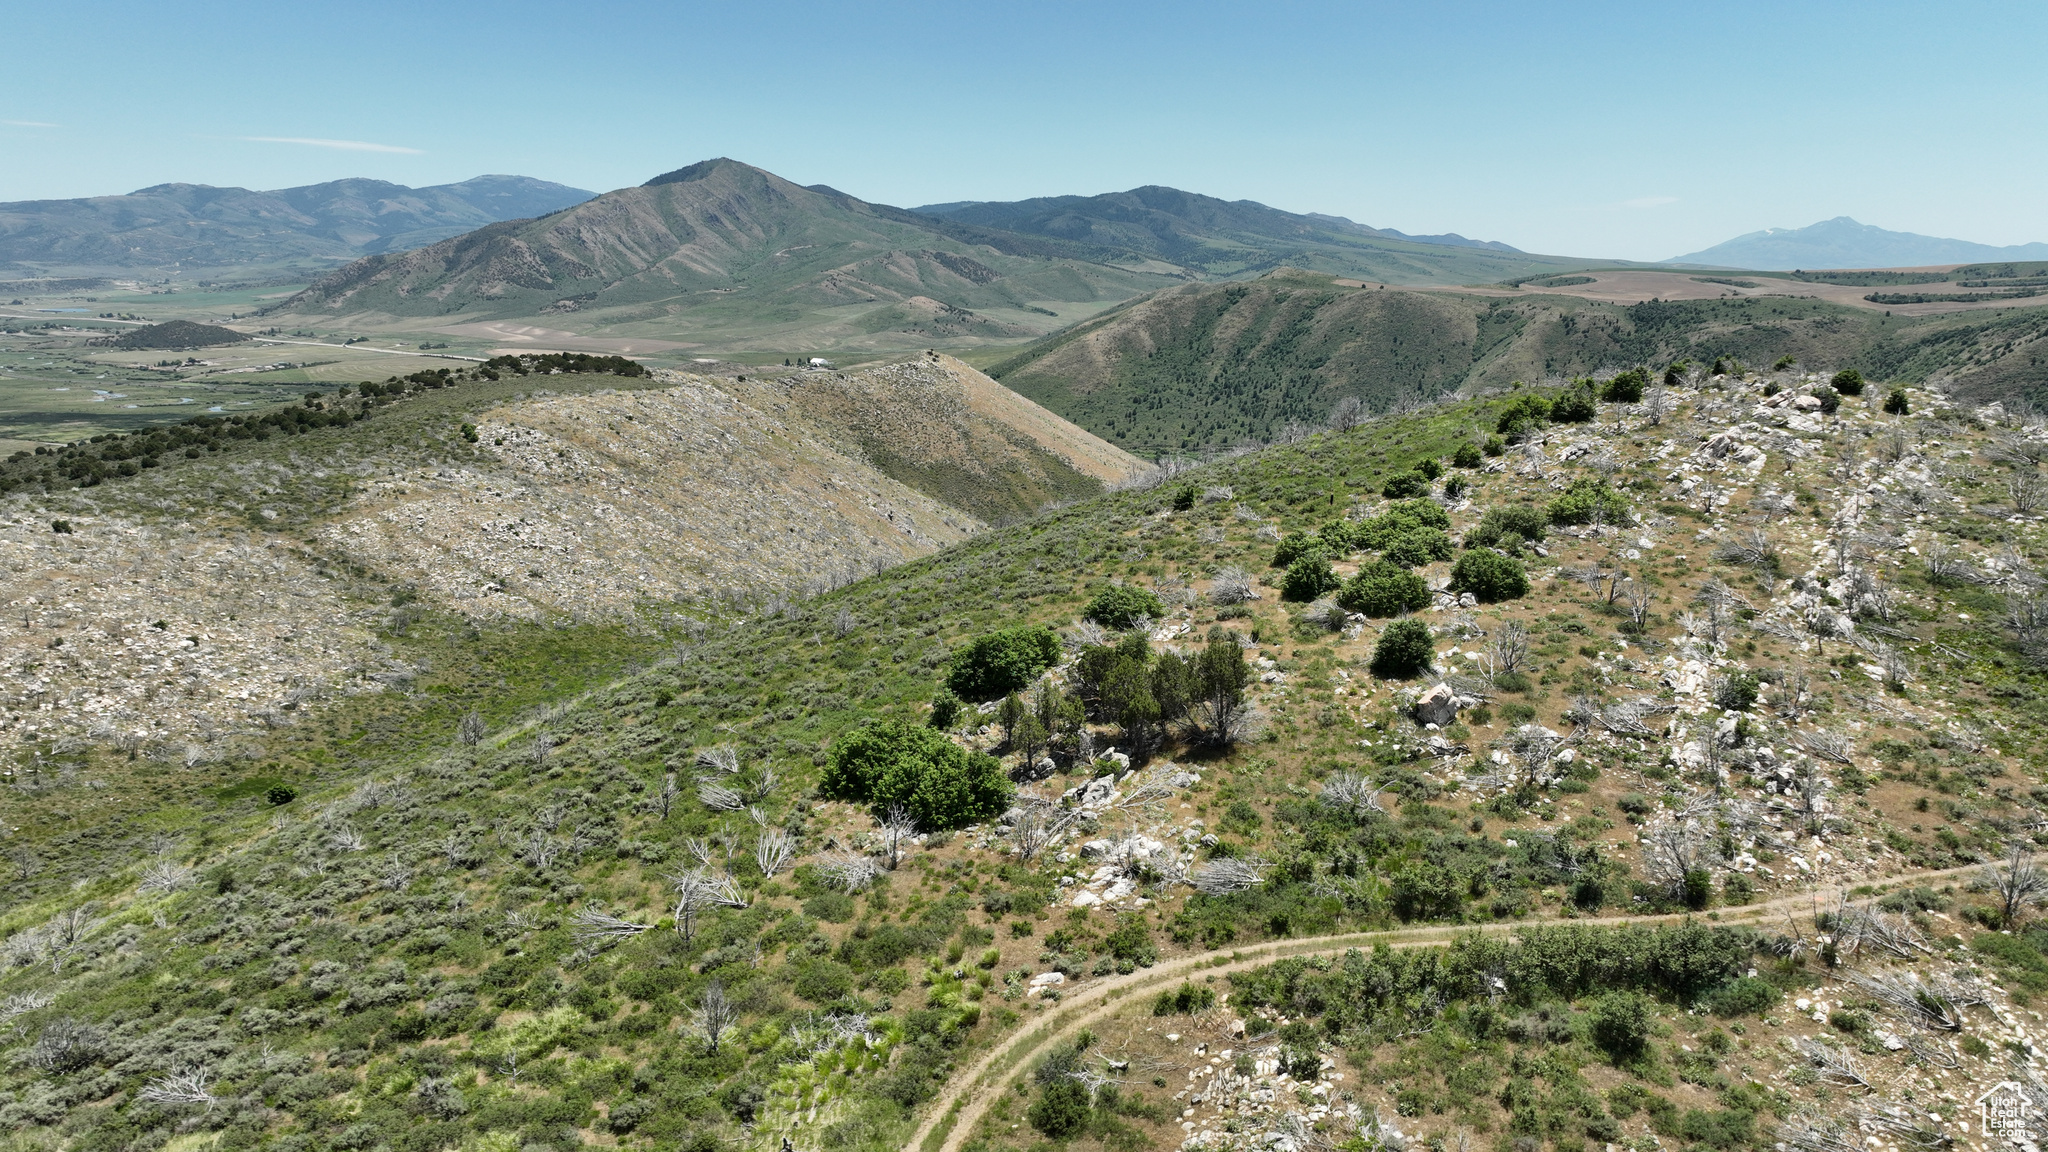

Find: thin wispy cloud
[1619,196,1679,209]
[241,136,424,154]
[2,120,58,128]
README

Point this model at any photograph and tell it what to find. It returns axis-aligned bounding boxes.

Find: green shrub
[1442,475,1468,499]
[1883,388,1909,415]
[946,624,1061,701]
[1085,585,1165,631]
[1453,441,1483,468]
[1664,360,1690,385]
[1812,389,1840,415]
[1601,368,1647,403]
[1546,478,1630,526]
[1030,1079,1092,1137]
[1172,484,1196,511]
[265,785,298,806]
[1483,435,1505,456]
[1370,619,1434,678]
[1495,393,1551,438]
[1464,505,1546,552]
[1830,368,1865,396]
[792,959,856,1001]
[1270,533,1324,568]
[1721,873,1754,906]
[1314,518,1362,554]
[929,688,962,729]
[1381,471,1431,499]
[1549,388,1597,423]
[1712,673,1759,712]
[1355,500,1450,554]
[1416,458,1443,481]
[1448,549,1528,602]
[1281,554,1341,602]
[1380,528,1453,568]
[1589,991,1653,1059]
[1708,976,1778,1017]
[1153,983,1217,1015]
[820,718,1013,829]
[1103,915,1156,966]
[1337,560,1430,617]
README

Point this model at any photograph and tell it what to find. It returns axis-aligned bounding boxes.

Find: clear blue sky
[2,0,2041,261]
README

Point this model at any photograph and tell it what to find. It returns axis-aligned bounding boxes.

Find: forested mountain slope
[1,362,2046,1152]
[990,272,2048,451]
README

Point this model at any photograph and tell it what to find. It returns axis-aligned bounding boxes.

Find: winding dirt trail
[908,859,2003,1152]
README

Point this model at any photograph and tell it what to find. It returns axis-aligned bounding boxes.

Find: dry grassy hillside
[320,377,980,623]
[733,354,1143,522]
[0,357,1137,756]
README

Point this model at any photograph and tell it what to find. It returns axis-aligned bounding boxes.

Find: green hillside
[990,272,2048,451]
[914,187,1603,285]
[3,364,2047,1152]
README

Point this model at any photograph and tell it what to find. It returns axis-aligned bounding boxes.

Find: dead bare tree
[1319,773,1387,817]
[753,825,795,879]
[697,779,745,812]
[42,905,101,975]
[1209,567,1257,606]
[1777,1110,1858,1152]
[1979,843,2048,927]
[669,870,716,942]
[1639,388,1675,427]
[1007,800,1074,862]
[1923,542,1978,586]
[1490,620,1530,674]
[1847,969,1985,1032]
[1191,858,1267,895]
[1795,728,1855,764]
[654,771,681,819]
[1714,529,1778,572]
[1638,820,1710,904]
[139,859,195,894]
[695,980,739,1055]
[457,712,486,747]
[136,1068,218,1109]
[570,906,653,944]
[817,851,883,892]
[1847,1100,1949,1149]
[1622,581,1654,631]
[879,803,916,870]
[1792,1038,1869,1090]
[2010,470,2047,514]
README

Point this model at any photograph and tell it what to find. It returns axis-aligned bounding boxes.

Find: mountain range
[909,187,1524,273]
[0,175,595,277]
[1673,215,2048,270]
[266,159,1605,353]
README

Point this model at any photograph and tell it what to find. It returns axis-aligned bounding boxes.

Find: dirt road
[908,859,1999,1152]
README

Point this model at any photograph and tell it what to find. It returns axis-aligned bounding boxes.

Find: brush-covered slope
[991,271,2048,450]
[0,353,1133,756]
[0,176,595,276]
[4,369,2048,1152]
[272,159,1175,348]
[913,186,1571,283]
